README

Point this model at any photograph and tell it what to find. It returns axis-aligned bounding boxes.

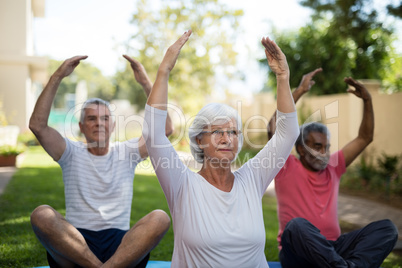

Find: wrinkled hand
[123,55,152,88]
[261,37,289,79]
[344,77,371,101]
[298,68,323,93]
[54,55,88,78]
[159,30,192,74]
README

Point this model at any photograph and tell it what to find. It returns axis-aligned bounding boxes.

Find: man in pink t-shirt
[267,70,398,268]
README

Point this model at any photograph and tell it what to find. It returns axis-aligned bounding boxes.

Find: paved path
[0,166,16,195]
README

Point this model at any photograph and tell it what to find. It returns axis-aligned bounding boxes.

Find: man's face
[299,131,330,171]
[79,104,115,147]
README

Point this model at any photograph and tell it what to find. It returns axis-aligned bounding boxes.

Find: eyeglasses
[200,129,241,139]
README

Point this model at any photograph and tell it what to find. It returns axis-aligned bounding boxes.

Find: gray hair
[80,98,113,124]
[295,122,330,155]
[189,103,243,163]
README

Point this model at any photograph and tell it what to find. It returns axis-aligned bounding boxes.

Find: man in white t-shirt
[29,55,172,268]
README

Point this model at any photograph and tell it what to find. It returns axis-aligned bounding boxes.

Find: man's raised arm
[29,55,88,161]
[267,68,322,140]
[341,77,374,167]
[123,55,175,158]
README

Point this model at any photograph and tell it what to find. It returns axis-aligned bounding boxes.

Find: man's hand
[297,68,323,93]
[54,55,88,79]
[342,77,374,167]
[123,55,152,91]
[344,77,371,101]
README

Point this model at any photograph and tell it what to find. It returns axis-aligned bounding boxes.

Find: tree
[49,59,114,108]
[387,2,402,18]
[114,0,243,114]
[263,0,401,95]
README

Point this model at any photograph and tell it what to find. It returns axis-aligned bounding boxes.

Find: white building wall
[0,0,47,131]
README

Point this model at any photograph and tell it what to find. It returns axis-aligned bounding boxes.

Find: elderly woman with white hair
[142,30,300,267]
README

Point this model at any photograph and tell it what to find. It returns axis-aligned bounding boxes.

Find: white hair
[188,103,243,163]
[80,98,113,124]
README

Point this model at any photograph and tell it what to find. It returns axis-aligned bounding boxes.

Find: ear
[78,122,84,134]
[196,136,202,146]
[196,136,205,150]
[296,144,305,157]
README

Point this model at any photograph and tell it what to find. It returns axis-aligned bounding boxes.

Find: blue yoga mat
[35,261,282,267]
[147,261,282,267]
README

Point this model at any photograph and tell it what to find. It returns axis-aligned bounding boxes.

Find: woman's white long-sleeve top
[143,104,299,268]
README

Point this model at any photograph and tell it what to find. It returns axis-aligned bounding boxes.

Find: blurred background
[1,0,401,166]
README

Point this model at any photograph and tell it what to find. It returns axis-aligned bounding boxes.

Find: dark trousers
[279,217,398,268]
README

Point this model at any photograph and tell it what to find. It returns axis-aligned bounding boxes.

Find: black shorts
[47,228,149,268]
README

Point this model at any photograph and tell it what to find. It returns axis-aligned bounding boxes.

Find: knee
[30,205,56,228]
[282,217,319,244]
[148,209,171,233]
[285,217,311,233]
[378,219,398,242]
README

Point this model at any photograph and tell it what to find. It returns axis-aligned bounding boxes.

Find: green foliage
[112,67,149,112]
[114,0,244,115]
[357,154,377,184]
[48,59,115,108]
[341,153,402,199]
[17,131,39,146]
[377,153,401,199]
[387,3,402,18]
[263,0,401,95]
[0,145,25,156]
[378,153,400,177]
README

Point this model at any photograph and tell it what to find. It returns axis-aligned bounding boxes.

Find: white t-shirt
[143,104,299,268]
[58,137,144,231]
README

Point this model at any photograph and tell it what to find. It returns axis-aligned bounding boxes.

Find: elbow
[361,132,374,146]
[366,135,374,145]
[28,118,39,135]
[165,125,174,137]
[29,116,45,137]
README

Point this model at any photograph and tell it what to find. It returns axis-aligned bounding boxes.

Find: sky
[33,0,401,98]
[33,0,313,97]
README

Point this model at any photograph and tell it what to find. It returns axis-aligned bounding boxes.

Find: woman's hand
[147,30,192,110]
[158,30,192,75]
[261,37,289,80]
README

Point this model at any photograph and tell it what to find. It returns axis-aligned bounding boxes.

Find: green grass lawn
[0,147,401,267]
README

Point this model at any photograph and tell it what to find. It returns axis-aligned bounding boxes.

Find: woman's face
[196,118,240,166]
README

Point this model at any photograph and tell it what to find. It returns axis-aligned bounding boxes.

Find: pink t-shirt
[275,151,346,249]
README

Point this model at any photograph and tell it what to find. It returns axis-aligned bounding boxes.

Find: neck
[198,159,234,192]
[87,143,109,156]
[300,156,320,172]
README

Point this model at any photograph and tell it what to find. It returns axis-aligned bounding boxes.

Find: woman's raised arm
[147,30,192,110]
[261,37,295,113]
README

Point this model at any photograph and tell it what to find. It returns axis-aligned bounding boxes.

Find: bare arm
[123,55,175,158]
[342,77,374,167]
[29,55,88,161]
[267,68,322,140]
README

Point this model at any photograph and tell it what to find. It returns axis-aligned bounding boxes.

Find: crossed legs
[30,205,170,268]
[280,217,398,268]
